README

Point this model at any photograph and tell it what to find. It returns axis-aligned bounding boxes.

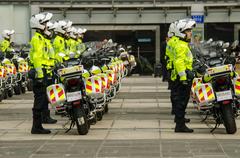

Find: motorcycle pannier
[194,83,215,106]
[232,76,240,97]
[46,84,66,106]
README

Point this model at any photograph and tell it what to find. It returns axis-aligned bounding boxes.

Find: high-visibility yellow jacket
[53,35,65,63]
[0,39,12,53]
[44,38,56,75]
[171,39,193,81]
[165,36,179,70]
[67,38,79,58]
[30,32,48,79]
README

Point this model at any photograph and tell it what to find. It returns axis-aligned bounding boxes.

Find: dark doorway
[238,30,240,41]
[85,30,155,75]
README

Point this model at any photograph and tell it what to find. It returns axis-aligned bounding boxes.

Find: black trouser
[171,79,191,120]
[161,63,168,82]
[33,79,47,111]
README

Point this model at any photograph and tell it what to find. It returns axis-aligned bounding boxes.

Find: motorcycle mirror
[231,40,239,49]
[222,42,230,48]
[217,41,224,47]
[127,45,132,49]
[206,38,213,44]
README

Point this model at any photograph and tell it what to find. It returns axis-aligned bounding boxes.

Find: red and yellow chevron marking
[234,78,240,96]
[94,78,100,92]
[0,68,6,78]
[196,83,215,104]
[19,63,28,73]
[49,89,56,103]
[47,84,66,105]
[86,78,93,94]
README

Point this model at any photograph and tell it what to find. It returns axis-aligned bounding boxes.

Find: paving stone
[1,77,240,158]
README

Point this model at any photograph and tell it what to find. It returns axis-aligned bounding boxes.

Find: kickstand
[65,120,75,133]
[210,122,220,133]
[201,111,210,122]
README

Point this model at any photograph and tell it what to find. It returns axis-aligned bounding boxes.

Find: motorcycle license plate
[216,90,232,102]
[66,91,82,102]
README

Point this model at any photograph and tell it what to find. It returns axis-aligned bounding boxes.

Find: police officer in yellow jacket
[170,18,196,133]
[41,21,58,124]
[0,29,15,54]
[66,27,78,58]
[165,21,180,115]
[29,12,53,134]
[53,20,68,63]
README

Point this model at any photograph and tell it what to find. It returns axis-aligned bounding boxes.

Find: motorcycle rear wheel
[8,89,14,97]
[21,86,26,94]
[220,104,237,134]
[74,107,89,135]
[96,111,103,121]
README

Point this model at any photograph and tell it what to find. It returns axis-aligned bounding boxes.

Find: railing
[0,0,238,4]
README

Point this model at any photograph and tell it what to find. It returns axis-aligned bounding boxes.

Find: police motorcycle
[191,40,240,134]
[80,46,111,121]
[80,41,125,120]
[1,51,18,98]
[46,52,90,135]
[11,45,30,94]
[118,45,136,76]
[0,53,6,101]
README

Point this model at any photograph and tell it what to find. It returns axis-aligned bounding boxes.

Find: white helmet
[44,21,57,37]
[167,21,178,38]
[30,12,53,30]
[63,20,72,31]
[2,30,15,39]
[82,28,87,33]
[77,28,84,34]
[175,18,196,38]
[68,27,77,39]
[54,20,67,34]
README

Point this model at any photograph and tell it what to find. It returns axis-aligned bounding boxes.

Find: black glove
[28,68,36,80]
[186,70,195,80]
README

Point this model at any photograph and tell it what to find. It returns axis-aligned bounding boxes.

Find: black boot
[31,110,51,134]
[175,119,194,133]
[42,109,57,124]
[174,117,190,123]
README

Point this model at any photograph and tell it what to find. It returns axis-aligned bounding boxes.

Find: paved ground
[1,77,240,158]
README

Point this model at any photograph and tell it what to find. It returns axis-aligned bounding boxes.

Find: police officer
[66,27,78,58]
[29,12,53,134]
[0,29,15,54]
[165,21,180,115]
[53,20,69,63]
[41,21,58,124]
[170,18,196,133]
